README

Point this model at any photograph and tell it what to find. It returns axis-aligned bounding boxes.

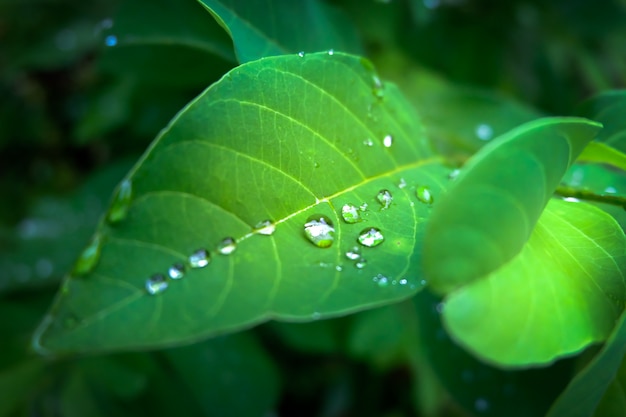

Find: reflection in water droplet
[304,215,335,248]
[105,35,118,47]
[327,49,334,56]
[189,249,210,268]
[107,179,132,223]
[218,237,237,255]
[355,259,367,269]
[363,138,374,147]
[341,204,361,223]
[297,51,305,57]
[376,189,393,209]
[383,134,393,148]
[474,398,490,413]
[416,185,434,204]
[397,178,407,189]
[254,219,276,236]
[358,228,385,247]
[345,246,361,260]
[168,263,185,280]
[146,274,168,295]
[475,124,493,141]
[74,235,102,276]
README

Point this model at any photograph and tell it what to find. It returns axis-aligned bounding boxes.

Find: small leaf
[578,142,626,172]
[442,199,626,366]
[197,0,363,63]
[34,52,448,354]
[423,117,602,294]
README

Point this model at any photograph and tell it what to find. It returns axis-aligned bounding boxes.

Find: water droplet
[474,398,490,413]
[416,185,434,205]
[107,179,132,223]
[563,197,580,203]
[218,237,237,255]
[341,204,361,224]
[35,258,54,279]
[297,51,305,58]
[605,186,618,194]
[146,274,168,295]
[327,49,334,56]
[373,274,389,287]
[73,235,102,276]
[420,279,427,286]
[189,249,210,268]
[475,124,493,141]
[363,138,374,147]
[448,169,461,180]
[345,246,361,260]
[376,189,393,209]
[359,203,368,211]
[397,178,407,189]
[383,134,393,148]
[304,215,335,248]
[358,227,385,247]
[254,220,276,236]
[399,278,408,285]
[313,161,320,168]
[372,75,384,98]
[335,265,343,272]
[355,259,368,269]
[104,35,118,47]
[168,263,185,280]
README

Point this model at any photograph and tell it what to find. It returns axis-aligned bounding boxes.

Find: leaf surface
[34,52,448,354]
[443,199,626,366]
[423,117,602,294]
[578,90,626,152]
[197,0,363,63]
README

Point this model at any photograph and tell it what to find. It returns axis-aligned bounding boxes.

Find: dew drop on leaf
[297,51,305,57]
[189,249,210,268]
[327,49,334,56]
[303,215,335,248]
[373,273,389,287]
[341,204,361,224]
[217,237,237,255]
[359,203,368,211]
[383,134,393,148]
[358,227,385,247]
[335,265,343,272]
[104,35,117,47]
[355,259,368,269]
[448,169,461,181]
[73,235,103,276]
[363,138,374,147]
[416,185,434,205]
[399,278,408,285]
[167,263,185,280]
[107,179,132,224]
[254,219,276,236]
[146,274,168,295]
[397,178,407,189]
[376,189,393,209]
[345,246,361,260]
[475,123,494,141]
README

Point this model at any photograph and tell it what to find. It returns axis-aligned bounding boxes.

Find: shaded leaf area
[197,0,363,63]
[547,310,626,417]
[578,90,626,152]
[35,52,450,354]
[442,199,626,366]
[414,290,576,417]
[0,159,132,296]
[424,117,602,293]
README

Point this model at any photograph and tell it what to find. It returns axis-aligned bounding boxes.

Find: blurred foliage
[1,0,625,415]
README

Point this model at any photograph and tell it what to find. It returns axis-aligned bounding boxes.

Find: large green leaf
[33,52,448,354]
[547,310,626,417]
[443,199,626,366]
[197,0,363,63]
[423,117,602,294]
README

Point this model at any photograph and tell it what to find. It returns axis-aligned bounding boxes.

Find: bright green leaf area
[443,199,626,366]
[578,142,626,172]
[424,117,602,294]
[197,0,363,63]
[34,52,449,354]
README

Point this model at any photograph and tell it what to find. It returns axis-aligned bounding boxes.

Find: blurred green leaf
[577,142,626,172]
[424,117,602,293]
[578,91,626,152]
[197,0,363,63]
[34,52,448,354]
[165,333,280,417]
[267,320,341,355]
[0,360,46,417]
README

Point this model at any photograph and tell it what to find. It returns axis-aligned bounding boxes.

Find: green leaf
[578,142,626,172]
[423,117,602,294]
[197,0,363,63]
[578,90,626,152]
[34,52,448,354]
[442,199,626,366]
[547,310,626,417]
[164,333,280,417]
